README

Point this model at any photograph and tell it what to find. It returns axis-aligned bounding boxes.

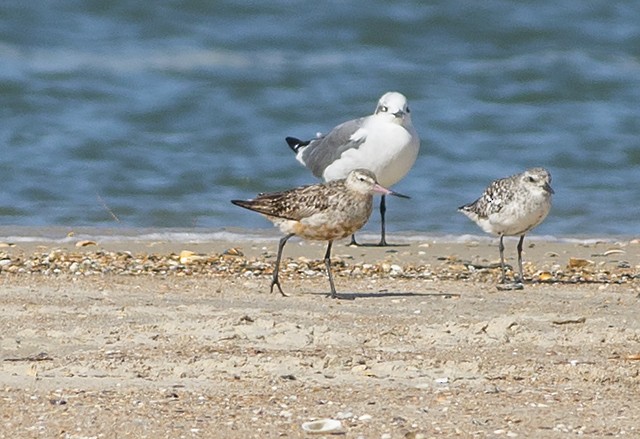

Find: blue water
[1,1,639,237]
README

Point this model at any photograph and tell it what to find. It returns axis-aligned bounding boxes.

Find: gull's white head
[374,91,412,124]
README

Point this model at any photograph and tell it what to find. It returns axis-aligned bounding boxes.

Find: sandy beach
[1,232,639,438]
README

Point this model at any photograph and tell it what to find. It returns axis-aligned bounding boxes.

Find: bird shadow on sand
[533,279,633,285]
[350,242,411,248]
[306,291,461,300]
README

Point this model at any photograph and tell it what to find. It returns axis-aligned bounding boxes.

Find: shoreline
[1,224,638,243]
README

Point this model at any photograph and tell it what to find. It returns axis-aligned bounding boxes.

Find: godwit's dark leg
[323,241,338,298]
[270,233,294,297]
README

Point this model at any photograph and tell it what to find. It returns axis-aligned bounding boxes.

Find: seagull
[231,169,409,298]
[458,168,554,289]
[286,91,420,246]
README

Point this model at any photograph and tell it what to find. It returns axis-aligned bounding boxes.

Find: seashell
[603,249,625,256]
[568,257,594,268]
[75,240,97,247]
[179,250,206,264]
[351,364,368,373]
[223,247,243,256]
[301,419,344,434]
[538,271,553,281]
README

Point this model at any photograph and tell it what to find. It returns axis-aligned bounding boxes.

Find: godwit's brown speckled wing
[231,180,344,221]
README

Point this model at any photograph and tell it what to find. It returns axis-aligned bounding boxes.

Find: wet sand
[1,233,639,438]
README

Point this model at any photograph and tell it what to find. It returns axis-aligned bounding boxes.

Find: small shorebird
[231,169,409,298]
[458,168,554,289]
[286,91,420,247]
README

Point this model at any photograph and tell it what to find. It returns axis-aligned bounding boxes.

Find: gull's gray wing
[296,117,368,178]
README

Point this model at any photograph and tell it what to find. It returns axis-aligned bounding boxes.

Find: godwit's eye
[528,176,536,183]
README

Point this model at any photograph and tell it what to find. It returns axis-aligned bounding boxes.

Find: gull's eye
[379,105,388,112]
[406,106,411,113]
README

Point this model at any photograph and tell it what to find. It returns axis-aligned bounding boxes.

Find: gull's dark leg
[270,233,294,297]
[498,234,507,283]
[323,241,338,298]
[348,195,386,247]
[350,195,399,247]
[377,195,388,246]
[516,234,525,284]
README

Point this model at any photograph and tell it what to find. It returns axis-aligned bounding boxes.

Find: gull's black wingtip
[285,136,301,152]
[286,136,311,153]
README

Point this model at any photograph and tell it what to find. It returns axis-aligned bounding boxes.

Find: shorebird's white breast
[486,195,552,236]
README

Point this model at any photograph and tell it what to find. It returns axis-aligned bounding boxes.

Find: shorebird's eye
[528,176,536,183]
[380,105,388,113]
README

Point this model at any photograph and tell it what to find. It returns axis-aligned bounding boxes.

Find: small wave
[0,226,629,246]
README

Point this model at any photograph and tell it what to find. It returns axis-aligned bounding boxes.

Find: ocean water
[1,1,639,238]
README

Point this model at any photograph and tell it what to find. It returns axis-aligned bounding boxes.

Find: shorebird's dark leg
[516,234,525,283]
[498,234,507,283]
[348,234,359,246]
[323,241,338,298]
[270,233,294,297]
[496,235,525,291]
